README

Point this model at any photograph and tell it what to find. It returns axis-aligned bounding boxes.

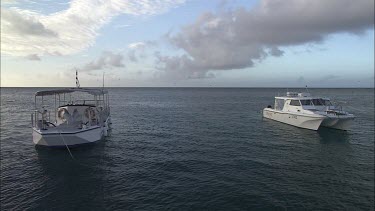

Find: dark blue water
[1,88,374,210]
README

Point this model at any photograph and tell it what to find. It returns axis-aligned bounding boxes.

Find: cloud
[0,0,18,5]
[1,8,57,37]
[127,41,156,62]
[81,51,124,71]
[1,8,57,36]
[128,42,146,49]
[154,51,216,79]
[25,54,41,61]
[269,47,284,57]
[156,0,374,79]
[1,0,186,56]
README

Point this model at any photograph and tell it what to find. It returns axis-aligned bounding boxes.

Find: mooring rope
[57,130,101,169]
[58,130,75,160]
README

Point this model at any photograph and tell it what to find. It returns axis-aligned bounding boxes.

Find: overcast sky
[1,0,374,87]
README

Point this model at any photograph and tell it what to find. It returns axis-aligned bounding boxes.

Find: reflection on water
[317,127,350,143]
[34,142,108,210]
[35,140,108,172]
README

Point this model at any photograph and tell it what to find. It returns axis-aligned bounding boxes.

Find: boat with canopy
[31,71,111,147]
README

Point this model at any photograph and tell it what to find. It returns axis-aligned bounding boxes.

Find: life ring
[58,108,69,119]
[84,108,96,119]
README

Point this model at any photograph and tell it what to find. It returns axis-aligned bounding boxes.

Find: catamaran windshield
[322,99,332,106]
[312,99,324,106]
[300,99,312,105]
[300,98,331,106]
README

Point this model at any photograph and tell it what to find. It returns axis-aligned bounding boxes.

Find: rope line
[57,130,100,168]
[58,130,75,160]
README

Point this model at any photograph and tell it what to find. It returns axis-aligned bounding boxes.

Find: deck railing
[31,108,108,129]
[31,110,51,129]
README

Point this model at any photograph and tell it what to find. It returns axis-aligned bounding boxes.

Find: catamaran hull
[33,127,105,148]
[320,116,354,131]
[263,108,325,130]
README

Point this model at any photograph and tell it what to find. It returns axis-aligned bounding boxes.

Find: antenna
[75,68,80,88]
[102,72,105,89]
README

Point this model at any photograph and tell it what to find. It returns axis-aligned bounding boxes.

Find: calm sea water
[1,88,374,210]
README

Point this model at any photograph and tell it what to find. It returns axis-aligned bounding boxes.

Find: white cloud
[127,41,156,62]
[128,42,146,49]
[1,8,56,37]
[1,0,19,5]
[81,51,125,71]
[1,0,186,57]
[156,0,374,79]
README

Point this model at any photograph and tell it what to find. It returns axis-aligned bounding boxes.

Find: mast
[102,72,105,108]
[102,72,105,90]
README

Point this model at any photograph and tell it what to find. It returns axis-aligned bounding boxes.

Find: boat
[31,72,111,147]
[262,92,355,130]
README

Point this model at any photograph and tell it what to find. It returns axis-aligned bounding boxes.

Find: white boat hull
[263,108,325,130]
[33,126,103,147]
[33,117,112,148]
[320,115,354,131]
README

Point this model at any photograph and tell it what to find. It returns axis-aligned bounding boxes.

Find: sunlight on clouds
[1,0,185,57]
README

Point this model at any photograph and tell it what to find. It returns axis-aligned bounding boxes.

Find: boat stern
[32,126,103,147]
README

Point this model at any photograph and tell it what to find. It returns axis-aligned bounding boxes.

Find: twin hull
[263,108,353,130]
[320,116,354,130]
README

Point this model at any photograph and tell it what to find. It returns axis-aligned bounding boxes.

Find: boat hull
[33,126,103,147]
[263,108,325,130]
[320,116,354,131]
[33,116,112,148]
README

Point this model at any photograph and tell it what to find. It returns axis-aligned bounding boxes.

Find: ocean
[1,88,374,210]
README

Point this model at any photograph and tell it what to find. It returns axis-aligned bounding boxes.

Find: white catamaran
[263,92,355,131]
[31,72,111,147]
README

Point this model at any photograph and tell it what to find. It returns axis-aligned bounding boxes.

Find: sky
[1,0,374,87]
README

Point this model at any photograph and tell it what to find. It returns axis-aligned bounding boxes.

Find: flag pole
[75,68,80,88]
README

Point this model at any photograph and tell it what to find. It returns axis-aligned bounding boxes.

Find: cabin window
[322,99,332,106]
[312,98,324,106]
[275,99,285,110]
[289,100,301,106]
[300,99,312,106]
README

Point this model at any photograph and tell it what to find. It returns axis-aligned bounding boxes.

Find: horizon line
[1,86,374,89]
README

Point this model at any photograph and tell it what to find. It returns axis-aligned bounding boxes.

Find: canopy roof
[275,96,329,100]
[35,88,108,96]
